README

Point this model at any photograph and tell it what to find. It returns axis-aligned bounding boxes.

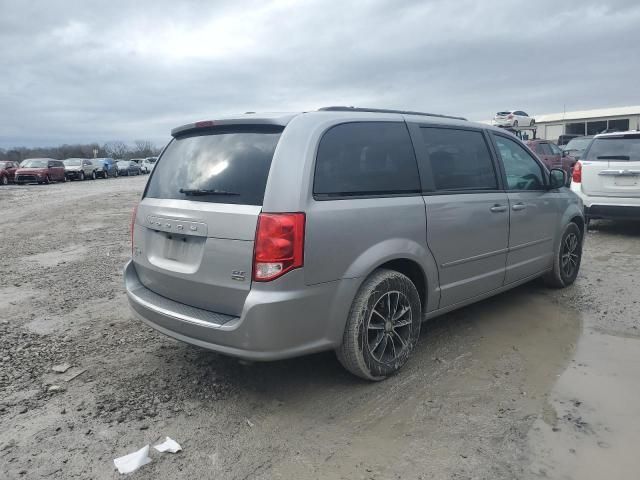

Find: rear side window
[419,127,497,191]
[584,135,640,162]
[537,143,553,155]
[313,122,420,197]
[146,126,283,205]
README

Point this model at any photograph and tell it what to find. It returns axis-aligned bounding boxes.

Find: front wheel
[544,222,583,288]
[44,175,50,185]
[79,171,85,181]
[1,176,7,186]
[513,120,519,127]
[91,170,97,180]
[530,118,535,126]
[337,269,422,381]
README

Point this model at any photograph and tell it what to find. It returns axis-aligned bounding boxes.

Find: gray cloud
[1,0,639,148]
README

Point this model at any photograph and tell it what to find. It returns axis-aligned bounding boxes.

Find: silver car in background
[124,107,584,380]
[63,158,98,181]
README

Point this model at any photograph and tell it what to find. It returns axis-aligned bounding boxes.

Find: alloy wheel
[561,233,580,278]
[367,291,413,363]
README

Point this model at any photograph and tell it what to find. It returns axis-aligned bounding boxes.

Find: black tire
[91,170,97,180]
[44,175,50,185]
[79,171,85,181]
[1,175,7,186]
[114,170,119,178]
[530,118,535,126]
[337,269,422,381]
[513,120,519,127]
[544,222,583,288]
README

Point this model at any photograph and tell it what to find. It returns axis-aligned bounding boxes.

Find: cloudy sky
[1,0,639,148]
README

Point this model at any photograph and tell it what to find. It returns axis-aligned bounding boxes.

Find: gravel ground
[0,176,638,479]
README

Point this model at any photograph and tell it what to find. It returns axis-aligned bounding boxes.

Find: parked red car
[14,158,66,185]
[525,139,574,177]
[0,160,20,185]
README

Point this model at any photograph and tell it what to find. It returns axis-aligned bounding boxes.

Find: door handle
[512,203,526,211]
[490,205,507,213]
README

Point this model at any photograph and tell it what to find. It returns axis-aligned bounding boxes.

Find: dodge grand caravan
[124,107,585,380]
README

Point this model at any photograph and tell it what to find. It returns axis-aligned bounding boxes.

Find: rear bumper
[585,205,640,220]
[570,185,640,219]
[123,260,359,361]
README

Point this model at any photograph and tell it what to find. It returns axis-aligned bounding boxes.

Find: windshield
[584,135,640,162]
[145,126,283,205]
[0,162,9,168]
[564,137,592,152]
[22,159,48,168]
[145,157,157,163]
[117,161,128,166]
[64,159,83,166]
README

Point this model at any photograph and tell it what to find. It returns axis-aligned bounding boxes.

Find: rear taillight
[507,114,514,119]
[572,161,582,183]
[253,213,305,282]
[130,204,138,254]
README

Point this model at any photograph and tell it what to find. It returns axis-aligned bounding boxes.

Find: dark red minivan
[15,158,66,185]
[525,139,574,176]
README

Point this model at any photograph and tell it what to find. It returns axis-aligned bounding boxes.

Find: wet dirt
[0,177,638,479]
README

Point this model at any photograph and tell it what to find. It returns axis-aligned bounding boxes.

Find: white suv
[570,131,640,222]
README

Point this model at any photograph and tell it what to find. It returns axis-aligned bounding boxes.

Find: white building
[534,106,640,141]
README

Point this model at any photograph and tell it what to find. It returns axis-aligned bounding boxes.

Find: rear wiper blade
[179,188,240,196]
[596,155,630,160]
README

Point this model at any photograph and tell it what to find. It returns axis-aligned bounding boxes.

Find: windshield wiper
[179,188,240,196]
[596,155,630,160]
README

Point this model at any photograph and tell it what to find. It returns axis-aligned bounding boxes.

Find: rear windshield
[584,135,640,162]
[64,159,83,166]
[146,126,283,205]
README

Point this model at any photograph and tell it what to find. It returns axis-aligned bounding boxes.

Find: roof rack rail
[318,106,467,121]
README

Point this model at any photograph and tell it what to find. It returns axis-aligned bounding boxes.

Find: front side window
[419,127,497,191]
[549,143,562,155]
[314,122,420,197]
[494,135,545,191]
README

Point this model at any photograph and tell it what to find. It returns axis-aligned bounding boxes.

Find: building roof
[535,106,640,123]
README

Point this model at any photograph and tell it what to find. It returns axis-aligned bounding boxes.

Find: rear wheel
[44,175,50,185]
[79,171,85,181]
[337,269,422,381]
[1,175,7,186]
[513,120,519,127]
[530,118,535,126]
[544,222,582,288]
[91,170,97,180]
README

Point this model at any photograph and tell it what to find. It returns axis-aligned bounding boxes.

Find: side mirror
[548,169,566,189]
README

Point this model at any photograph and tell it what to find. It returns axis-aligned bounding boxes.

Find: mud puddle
[525,329,640,479]
[244,287,582,479]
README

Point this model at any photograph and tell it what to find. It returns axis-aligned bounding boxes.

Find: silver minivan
[124,107,584,380]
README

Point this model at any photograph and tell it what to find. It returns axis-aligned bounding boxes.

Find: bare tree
[104,141,129,159]
[133,140,154,158]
